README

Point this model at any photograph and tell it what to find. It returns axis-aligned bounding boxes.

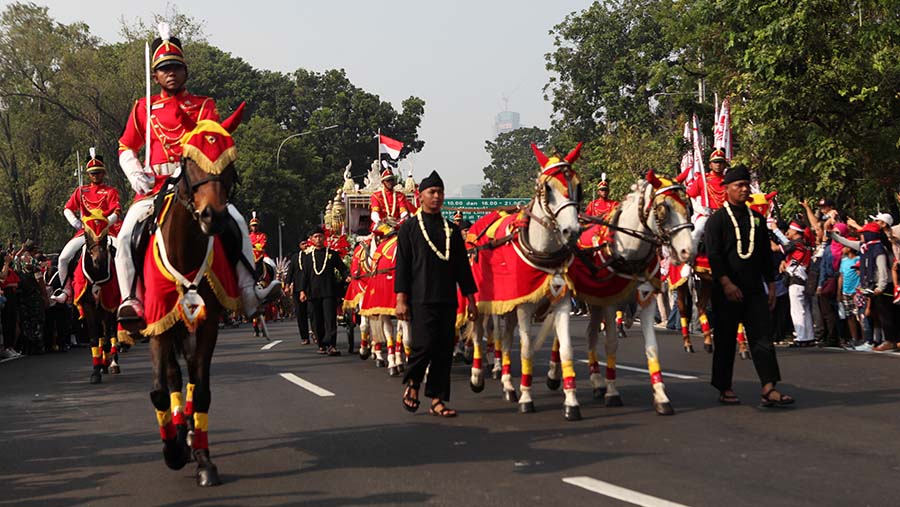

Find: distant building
[495,110,520,136]
[459,183,484,198]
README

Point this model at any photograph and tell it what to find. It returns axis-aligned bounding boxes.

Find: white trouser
[57,235,85,289]
[788,284,814,342]
[115,198,258,308]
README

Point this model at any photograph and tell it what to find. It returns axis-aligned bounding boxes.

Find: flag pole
[144,41,151,173]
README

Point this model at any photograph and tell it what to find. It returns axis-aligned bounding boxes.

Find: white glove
[108,213,119,225]
[64,208,83,230]
[119,150,155,194]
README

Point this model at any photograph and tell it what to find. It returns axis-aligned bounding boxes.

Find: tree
[482,127,552,198]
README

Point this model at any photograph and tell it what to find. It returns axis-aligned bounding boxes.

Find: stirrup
[117,297,147,332]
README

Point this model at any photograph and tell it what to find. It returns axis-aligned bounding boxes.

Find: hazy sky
[8,0,593,196]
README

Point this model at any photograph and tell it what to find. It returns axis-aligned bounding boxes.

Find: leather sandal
[429,400,457,418]
[760,388,795,408]
[718,391,740,405]
[402,383,420,413]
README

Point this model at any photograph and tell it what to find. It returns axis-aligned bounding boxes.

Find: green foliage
[0,3,426,252]
[543,0,900,218]
[482,127,551,198]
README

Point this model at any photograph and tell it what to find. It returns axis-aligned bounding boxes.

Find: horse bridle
[637,182,694,251]
[510,165,582,268]
[171,158,238,219]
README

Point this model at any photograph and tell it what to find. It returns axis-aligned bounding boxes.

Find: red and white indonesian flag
[713,97,732,161]
[378,134,404,160]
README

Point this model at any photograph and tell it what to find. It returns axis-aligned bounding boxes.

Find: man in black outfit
[299,227,349,356]
[706,165,794,407]
[396,171,478,417]
[287,238,311,345]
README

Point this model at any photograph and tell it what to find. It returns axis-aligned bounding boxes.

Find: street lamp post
[276,124,339,168]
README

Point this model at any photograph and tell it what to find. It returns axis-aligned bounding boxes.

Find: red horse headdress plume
[531,142,583,198]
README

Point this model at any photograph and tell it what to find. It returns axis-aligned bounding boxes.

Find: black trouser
[402,303,456,401]
[309,297,337,349]
[772,293,792,341]
[44,303,70,350]
[711,287,782,392]
[870,293,898,342]
[291,291,310,341]
[818,293,839,345]
[1,288,17,349]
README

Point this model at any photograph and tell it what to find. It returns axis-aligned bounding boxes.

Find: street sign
[440,198,529,222]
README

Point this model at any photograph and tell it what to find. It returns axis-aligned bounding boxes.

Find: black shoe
[327,347,341,357]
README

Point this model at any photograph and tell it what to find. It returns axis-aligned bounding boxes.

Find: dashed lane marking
[577,360,699,380]
[563,476,690,507]
[279,373,335,397]
[260,340,283,351]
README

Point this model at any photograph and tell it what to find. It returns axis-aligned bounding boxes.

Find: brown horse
[77,211,122,384]
[143,118,244,487]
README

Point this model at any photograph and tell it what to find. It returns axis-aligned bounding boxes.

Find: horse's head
[530,142,584,248]
[82,209,111,276]
[176,103,244,235]
[644,170,694,265]
[748,191,778,217]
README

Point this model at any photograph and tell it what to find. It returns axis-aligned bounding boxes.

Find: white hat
[869,213,894,227]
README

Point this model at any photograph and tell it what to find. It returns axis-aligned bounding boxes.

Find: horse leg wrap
[736,323,746,344]
[501,351,511,376]
[606,354,617,380]
[171,392,185,426]
[91,347,102,368]
[587,350,600,376]
[616,311,624,327]
[680,317,690,338]
[155,407,176,441]
[192,413,209,450]
[472,343,482,370]
[648,358,663,385]
[562,360,576,390]
[185,383,196,417]
[110,337,118,356]
[493,340,502,364]
[520,358,533,388]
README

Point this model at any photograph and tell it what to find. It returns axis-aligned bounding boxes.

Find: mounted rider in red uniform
[53,150,121,304]
[114,28,280,330]
[370,168,412,227]
[584,172,618,217]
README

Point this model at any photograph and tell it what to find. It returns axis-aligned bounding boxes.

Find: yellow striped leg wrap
[91,346,100,359]
[562,360,576,390]
[170,392,184,412]
[699,314,709,325]
[552,337,560,352]
[473,344,482,359]
[194,412,209,432]
[588,350,598,364]
[155,409,172,427]
[521,357,533,375]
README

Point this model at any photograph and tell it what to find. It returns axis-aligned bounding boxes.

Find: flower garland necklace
[381,188,397,217]
[312,247,330,275]
[724,201,755,259]
[417,209,451,261]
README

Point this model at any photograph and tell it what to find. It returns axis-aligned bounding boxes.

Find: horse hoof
[491,370,501,380]
[684,344,694,353]
[740,351,751,360]
[704,344,713,354]
[519,401,535,414]
[163,441,188,471]
[592,387,606,399]
[564,405,582,421]
[89,372,101,384]
[109,365,121,374]
[503,390,519,403]
[654,401,675,416]
[196,464,221,487]
[388,366,399,377]
[359,349,371,360]
[375,359,387,368]
[470,380,485,393]
[546,376,561,391]
[605,395,623,407]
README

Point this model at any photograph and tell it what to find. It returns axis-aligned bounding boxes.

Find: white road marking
[260,340,283,351]
[279,373,335,397]
[0,356,23,364]
[563,476,690,507]
[578,359,699,380]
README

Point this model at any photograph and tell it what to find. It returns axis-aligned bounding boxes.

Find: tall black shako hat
[722,164,750,185]
[419,170,444,192]
[151,23,185,71]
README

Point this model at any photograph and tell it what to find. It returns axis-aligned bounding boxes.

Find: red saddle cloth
[360,236,399,316]
[73,255,120,319]
[342,243,370,311]
[142,195,241,335]
[468,212,571,315]
[569,223,661,306]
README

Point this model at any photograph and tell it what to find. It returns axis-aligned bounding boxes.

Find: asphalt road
[2,317,899,507]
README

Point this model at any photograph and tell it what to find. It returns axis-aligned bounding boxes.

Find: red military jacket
[370,188,412,223]
[249,231,268,262]
[64,183,121,220]
[686,171,727,210]
[585,197,618,217]
[118,89,219,167]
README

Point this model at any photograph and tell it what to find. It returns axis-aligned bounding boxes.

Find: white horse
[469,143,585,421]
[553,171,694,415]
